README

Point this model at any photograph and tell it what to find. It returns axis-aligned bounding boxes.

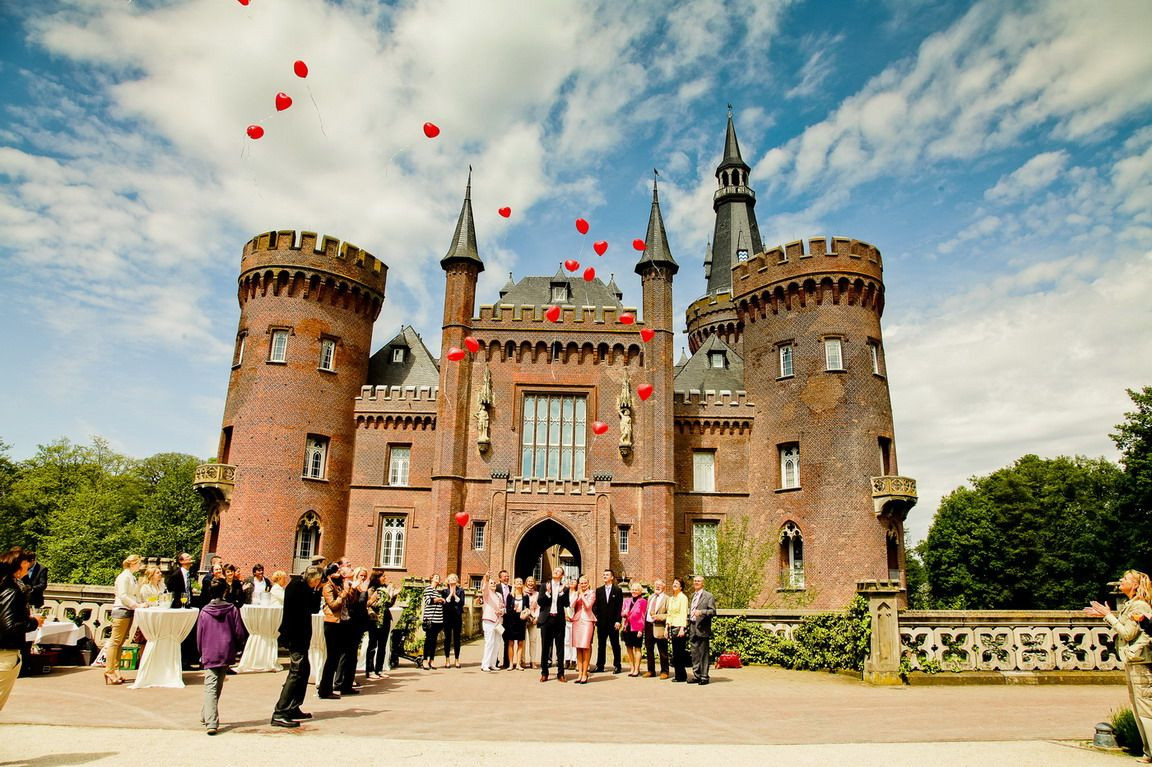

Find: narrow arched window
[293,511,322,573]
[780,522,804,589]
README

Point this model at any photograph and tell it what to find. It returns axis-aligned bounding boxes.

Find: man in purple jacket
[197,578,248,735]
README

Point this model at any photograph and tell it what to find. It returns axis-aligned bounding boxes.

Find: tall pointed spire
[708,111,761,294]
[719,106,747,171]
[635,170,678,276]
[440,166,484,272]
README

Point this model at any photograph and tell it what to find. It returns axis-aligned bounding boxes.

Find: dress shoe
[270,717,300,729]
[697,679,709,685]
[642,672,654,678]
[287,710,313,720]
[686,678,699,684]
[339,688,360,695]
[317,692,341,699]
[659,673,669,679]
[539,675,548,682]
[206,727,219,735]
[594,666,604,673]
[613,667,622,674]
[557,676,567,682]
[672,678,686,683]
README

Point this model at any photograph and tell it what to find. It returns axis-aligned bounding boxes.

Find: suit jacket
[688,589,717,639]
[21,563,48,608]
[243,576,272,603]
[593,584,623,628]
[278,578,321,651]
[535,581,569,629]
[166,567,195,608]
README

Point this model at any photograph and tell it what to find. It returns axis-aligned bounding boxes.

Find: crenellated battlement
[356,384,439,404]
[673,389,753,407]
[240,230,388,294]
[475,303,642,329]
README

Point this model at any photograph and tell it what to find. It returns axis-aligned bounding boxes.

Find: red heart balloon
[423,122,440,138]
[246,124,264,139]
[583,267,595,282]
[454,511,470,528]
[593,240,608,256]
[637,383,654,401]
[591,420,609,435]
[564,259,580,272]
[446,346,465,361]
[275,92,292,111]
[464,336,480,353]
[498,207,511,218]
[575,218,589,235]
[237,0,250,5]
[619,313,635,325]
[545,305,562,322]
[633,239,646,251]
[640,328,655,342]
[293,60,308,78]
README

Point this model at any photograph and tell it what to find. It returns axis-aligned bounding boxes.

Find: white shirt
[549,580,563,613]
[646,592,664,621]
[114,569,141,609]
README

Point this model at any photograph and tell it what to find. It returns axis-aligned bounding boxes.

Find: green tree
[685,513,776,609]
[922,454,1123,609]
[0,440,22,548]
[903,540,930,609]
[131,452,209,561]
[1112,386,1152,573]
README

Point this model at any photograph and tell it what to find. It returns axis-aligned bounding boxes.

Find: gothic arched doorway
[514,519,581,582]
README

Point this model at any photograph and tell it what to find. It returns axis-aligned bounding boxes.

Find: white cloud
[985,150,1069,202]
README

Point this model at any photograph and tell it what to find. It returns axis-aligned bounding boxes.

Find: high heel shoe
[104,673,123,685]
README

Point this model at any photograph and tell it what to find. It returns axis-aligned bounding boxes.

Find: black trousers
[442,616,462,660]
[336,628,364,690]
[539,619,566,678]
[671,631,689,681]
[365,623,385,674]
[595,624,621,671]
[422,622,442,661]
[644,622,669,675]
[318,622,345,695]
[273,648,310,718]
[690,632,710,682]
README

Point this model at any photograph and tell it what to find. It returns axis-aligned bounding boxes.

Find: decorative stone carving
[476,366,493,451]
[617,377,634,457]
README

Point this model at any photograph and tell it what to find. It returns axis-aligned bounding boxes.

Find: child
[196,578,247,735]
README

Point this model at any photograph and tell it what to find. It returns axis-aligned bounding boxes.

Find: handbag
[653,623,667,640]
[716,652,742,669]
[494,621,505,637]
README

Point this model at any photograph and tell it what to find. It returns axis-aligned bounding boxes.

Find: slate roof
[366,325,440,389]
[495,273,625,308]
[440,170,483,271]
[673,334,744,392]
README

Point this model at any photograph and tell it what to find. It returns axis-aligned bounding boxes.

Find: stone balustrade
[193,463,237,502]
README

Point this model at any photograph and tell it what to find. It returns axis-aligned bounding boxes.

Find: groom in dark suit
[535,567,569,682]
[688,575,717,685]
[593,568,623,673]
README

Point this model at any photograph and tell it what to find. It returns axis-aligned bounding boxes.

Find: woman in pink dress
[621,581,648,677]
[568,575,596,684]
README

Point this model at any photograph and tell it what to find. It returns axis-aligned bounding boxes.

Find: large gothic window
[520,394,586,480]
[692,521,718,577]
[779,444,800,489]
[293,511,321,573]
[378,515,406,568]
[780,521,804,589]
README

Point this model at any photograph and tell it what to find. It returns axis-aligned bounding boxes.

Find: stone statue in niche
[476,365,493,451]
[617,379,634,457]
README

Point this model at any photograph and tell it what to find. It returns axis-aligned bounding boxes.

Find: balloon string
[306,85,326,137]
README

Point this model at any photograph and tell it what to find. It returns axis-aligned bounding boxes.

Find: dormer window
[551,284,569,303]
[709,351,727,369]
[392,348,405,363]
[737,249,749,262]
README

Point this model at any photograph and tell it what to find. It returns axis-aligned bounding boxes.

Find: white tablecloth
[308,612,325,685]
[236,605,283,673]
[27,621,84,646]
[131,608,199,689]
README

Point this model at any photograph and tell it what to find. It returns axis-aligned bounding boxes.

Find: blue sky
[1,0,1150,542]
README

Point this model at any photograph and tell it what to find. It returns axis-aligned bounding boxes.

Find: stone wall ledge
[905,670,1123,686]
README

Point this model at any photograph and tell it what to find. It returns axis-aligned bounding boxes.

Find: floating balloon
[619,313,635,325]
[237,0,250,5]
[633,239,646,251]
[591,420,609,435]
[637,383,654,401]
[423,122,440,138]
[464,336,481,353]
[498,207,511,218]
[575,218,589,235]
[593,240,608,256]
[275,92,293,111]
[583,267,595,282]
[446,346,465,361]
[454,511,470,528]
[293,60,308,78]
[640,328,655,342]
[246,124,265,139]
[545,305,562,322]
[564,259,580,272]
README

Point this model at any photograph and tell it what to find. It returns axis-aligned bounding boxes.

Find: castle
[193,114,917,608]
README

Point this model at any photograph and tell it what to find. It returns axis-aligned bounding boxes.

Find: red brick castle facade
[194,116,917,608]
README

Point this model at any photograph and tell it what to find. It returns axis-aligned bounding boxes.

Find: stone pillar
[857,579,904,685]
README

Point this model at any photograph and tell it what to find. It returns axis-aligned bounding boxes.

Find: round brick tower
[199,230,387,574]
[732,236,915,606]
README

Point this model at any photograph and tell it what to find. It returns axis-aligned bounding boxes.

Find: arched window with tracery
[780,521,804,590]
[293,511,322,574]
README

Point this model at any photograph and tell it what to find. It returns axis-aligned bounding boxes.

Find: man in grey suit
[688,575,717,685]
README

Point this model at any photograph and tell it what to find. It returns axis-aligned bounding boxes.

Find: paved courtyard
[0,639,1135,765]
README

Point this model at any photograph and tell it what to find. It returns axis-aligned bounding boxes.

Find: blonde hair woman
[138,565,167,606]
[1086,570,1152,761]
[268,571,288,606]
[103,554,144,685]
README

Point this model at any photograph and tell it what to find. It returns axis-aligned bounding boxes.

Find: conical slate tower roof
[440,168,484,272]
[718,109,749,171]
[635,174,678,276]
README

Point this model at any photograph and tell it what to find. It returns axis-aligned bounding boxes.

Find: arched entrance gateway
[514,519,581,582]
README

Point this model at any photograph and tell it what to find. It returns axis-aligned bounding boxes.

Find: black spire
[719,108,748,172]
[708,112,761,294]
[635,172,678,276]
[440,166,484,272]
